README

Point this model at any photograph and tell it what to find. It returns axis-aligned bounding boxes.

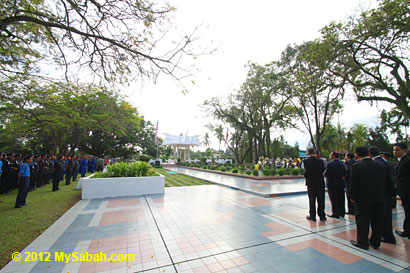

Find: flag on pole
[154,121,158,144]
[224,130,229,146]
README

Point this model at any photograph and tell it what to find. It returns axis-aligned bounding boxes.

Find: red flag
[154,121,158,144]
[224,130,229,146]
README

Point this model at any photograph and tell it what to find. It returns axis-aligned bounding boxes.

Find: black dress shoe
[350,240,369,250]
[320,217,327,221]
[395,230,409,238]
[306,215,316,222]
[15,206,22,209]
[370,241,380,249]
[381,238,396,244]
[328,214,340,219]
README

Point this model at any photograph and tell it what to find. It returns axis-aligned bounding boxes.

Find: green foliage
[284,168,292,175]
[232,169,239,173]
[245,170,251,175]
[138,155,151,162]
[252,169,259,176]
[92,161,155,178]
[262,169,272,176]
[277,168,286,176]
[291,168,301,175]
[0,82,142,156]
[299,168,306,175]
[219,166,227,172]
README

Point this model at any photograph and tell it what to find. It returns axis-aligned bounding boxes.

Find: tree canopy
[0,0,197,83]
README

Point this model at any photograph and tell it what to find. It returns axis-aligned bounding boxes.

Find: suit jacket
[374,156,394,196]
[303,156,325,186]
[349,158,386,204]
[325,159,347,189]
[395,154,410,195]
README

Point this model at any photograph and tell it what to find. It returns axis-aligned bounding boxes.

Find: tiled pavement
[167,167,307,198]
[1,185,409,273]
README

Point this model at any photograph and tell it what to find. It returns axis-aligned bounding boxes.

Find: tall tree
[280,41,345,156]
[321,0,410,120]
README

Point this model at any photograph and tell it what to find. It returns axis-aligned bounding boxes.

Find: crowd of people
[303,143,410,250]
[256,157,302,169]
[0,154,110,208]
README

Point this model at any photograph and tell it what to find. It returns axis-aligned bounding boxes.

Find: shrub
[219,167,226,172]
[139,155,151,162]
[262,169,271,176]
[291,168,300,175]
[232,169,239,173]
[299,168,306,175]
[277,168,285,176]
[270,168,277,176]
[93,161,155,178]
[252,169,259,176]
[285,168,292,175]
[245,170,251,175]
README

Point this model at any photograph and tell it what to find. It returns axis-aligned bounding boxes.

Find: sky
[128,0,384,152]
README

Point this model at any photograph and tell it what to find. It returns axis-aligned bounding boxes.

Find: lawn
[155,168,212,187]
[0,176,83,269]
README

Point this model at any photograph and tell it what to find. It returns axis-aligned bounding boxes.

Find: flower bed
[80,161,165,199]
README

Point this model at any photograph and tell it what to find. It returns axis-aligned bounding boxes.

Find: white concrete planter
[81,175,165,199]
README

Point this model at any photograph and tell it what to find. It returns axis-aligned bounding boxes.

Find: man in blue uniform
[15,155,32,208]
[80,156,88,177]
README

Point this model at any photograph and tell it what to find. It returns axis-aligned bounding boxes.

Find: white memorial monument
[162,133,201,162]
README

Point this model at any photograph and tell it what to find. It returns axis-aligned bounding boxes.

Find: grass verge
[0,175,87,269]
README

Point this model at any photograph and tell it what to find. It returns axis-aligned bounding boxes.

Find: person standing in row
[15,155,32,208]
[349,146,386,250]
[344,153,356,215]
[303,148,326,222]
[393,143,410,239]
[325,152,347,219]
[52,156,61,191]
[65,157,73,185]
[80,156,88,177]
[90,157,96,173]
[29,155,40,191]
[369,146,396,244]
[72,156,80,182]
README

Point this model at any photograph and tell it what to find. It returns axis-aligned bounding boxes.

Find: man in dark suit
[370,146,396,244]
[349,146,386,250]
[344,153,356,215]
[303,148,326,221]
[393,143,410,239]
[325,152,347,218]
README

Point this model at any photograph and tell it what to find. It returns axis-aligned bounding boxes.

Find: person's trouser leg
[15,177,29,208]
[401,194,410,235]
[328,188,338,216]
[355,202,370,247]
[307,186,317,219]
[382,193,396,242]
[338,189,346,217]
[317,185,326,219]
[370,203,384,247]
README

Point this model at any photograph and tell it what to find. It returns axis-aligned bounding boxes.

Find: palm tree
[202,132,210,148]
[214,125,224,152]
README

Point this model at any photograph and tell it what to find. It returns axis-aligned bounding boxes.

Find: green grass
[0,175,89,269]
[155,168,211,186]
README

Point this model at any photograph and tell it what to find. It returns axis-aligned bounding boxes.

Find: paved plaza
[1,172,409,273]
